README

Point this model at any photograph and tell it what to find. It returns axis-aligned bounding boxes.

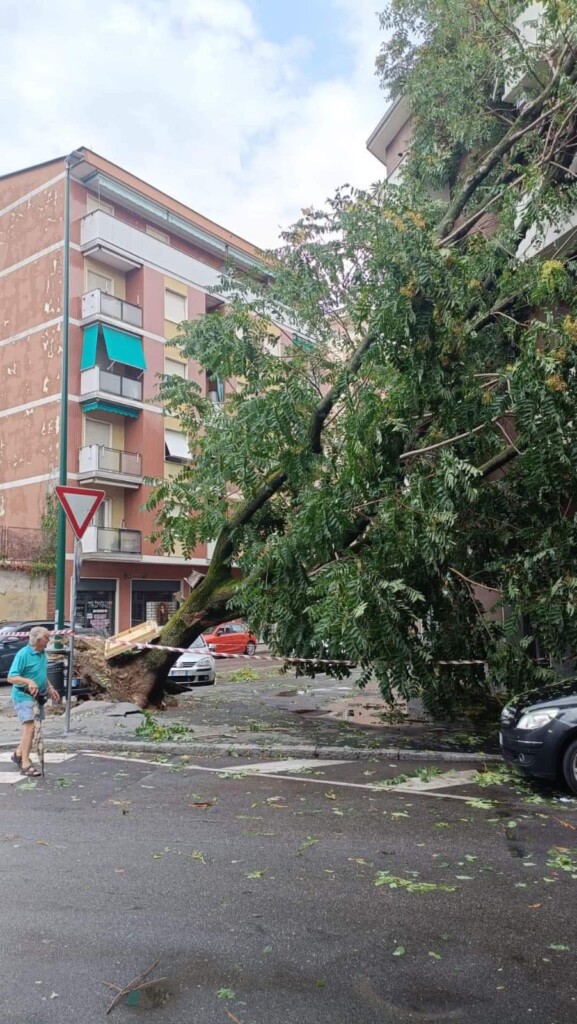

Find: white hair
[29,626,50,645]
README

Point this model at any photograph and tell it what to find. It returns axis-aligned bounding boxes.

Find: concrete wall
[0,567,48,620]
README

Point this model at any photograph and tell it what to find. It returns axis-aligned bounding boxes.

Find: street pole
[54,152,83,630]
[65,536,82,733]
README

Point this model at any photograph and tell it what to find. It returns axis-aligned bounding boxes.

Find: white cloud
[0,0,386,247]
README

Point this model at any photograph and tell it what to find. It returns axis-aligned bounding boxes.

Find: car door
[216,625,237,655]
[229,624,248,654]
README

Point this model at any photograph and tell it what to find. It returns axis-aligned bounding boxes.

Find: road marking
[0,773,21,785]
[84,753,483,801]
[0,752,77,783]
[0,752,77,764]
[380,770,479,791]
[217,758,348,774]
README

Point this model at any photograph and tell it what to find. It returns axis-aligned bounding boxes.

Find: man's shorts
[12,700,45,724]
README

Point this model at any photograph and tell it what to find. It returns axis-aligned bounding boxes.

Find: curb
[0,736,502,763]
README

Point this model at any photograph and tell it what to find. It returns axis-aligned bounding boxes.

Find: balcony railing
[80,366,142,403]
[81,210,220,289]
[79,445,142,481]
[81,289,143,329]
[81,526,142,556]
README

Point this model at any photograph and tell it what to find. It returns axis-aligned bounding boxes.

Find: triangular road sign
[55,486,106,540]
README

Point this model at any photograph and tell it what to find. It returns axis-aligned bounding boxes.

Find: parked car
[0,620,103,683]
[166,635,216,691]
[500,677,577,794]
[203,622,258,657]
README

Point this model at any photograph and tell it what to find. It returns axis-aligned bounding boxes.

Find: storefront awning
[165,429,191,460]
[101,325,147,370]
[82,400,139,419]
[81,325,147,372]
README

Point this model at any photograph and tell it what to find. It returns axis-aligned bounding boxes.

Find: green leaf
[216,988,235,1000]
[392,946,406,957]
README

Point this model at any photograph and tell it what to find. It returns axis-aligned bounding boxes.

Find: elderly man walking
[8,626,60,777]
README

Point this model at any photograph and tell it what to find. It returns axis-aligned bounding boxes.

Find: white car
[166,635,216,691]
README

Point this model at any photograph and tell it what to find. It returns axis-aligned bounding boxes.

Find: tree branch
[310,330,378,453]
[477,444,518,478]
[437,44,575,238]
[399,421,489,462]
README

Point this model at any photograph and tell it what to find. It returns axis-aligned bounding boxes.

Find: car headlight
[517,708,560,731]
[196,658,211,669]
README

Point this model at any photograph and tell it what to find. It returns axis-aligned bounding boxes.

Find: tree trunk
[76,562,239,707]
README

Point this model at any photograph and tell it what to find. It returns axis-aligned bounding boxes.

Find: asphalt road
[1,753,576,1024]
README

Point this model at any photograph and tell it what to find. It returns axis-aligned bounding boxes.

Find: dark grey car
[0,620,102,683]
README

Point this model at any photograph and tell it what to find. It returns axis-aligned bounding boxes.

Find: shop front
[130,579,181,627]
[77,578,117,636]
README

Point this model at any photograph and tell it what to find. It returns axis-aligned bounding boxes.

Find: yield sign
[55,486,105,540]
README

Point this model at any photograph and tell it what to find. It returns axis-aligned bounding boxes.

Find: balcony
[80,365,142,407]
[502,3,547,103]
[81,526,142,558]
[81,210,221,290]
[81,289,143,330]
[78,445,142,488]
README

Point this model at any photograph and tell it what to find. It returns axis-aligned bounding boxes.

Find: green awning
[81,400,139,419]
[293,334,314,353]
[81,324,99,370]
[102,325,147,370]
[80,324,147,371]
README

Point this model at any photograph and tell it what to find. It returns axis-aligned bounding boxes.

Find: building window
[94,500,111,528]
[146,224,170,243]
[165,358,188,379]
[86,194,114,216]
[86,269,114,295]
[165,429,191,462]
[84,418,112,447]
[207,372,224,404]
[165,289,187,324]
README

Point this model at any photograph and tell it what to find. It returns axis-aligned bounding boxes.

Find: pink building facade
[0,149,264,633]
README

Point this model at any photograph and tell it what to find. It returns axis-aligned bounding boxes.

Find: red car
[203,622,258,656]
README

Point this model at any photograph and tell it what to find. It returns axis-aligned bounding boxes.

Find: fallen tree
[100,0,577,712]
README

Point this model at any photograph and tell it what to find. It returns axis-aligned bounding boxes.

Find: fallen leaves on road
[216,988,235,1000]
[375,872,456,894]
[297,836,320,854]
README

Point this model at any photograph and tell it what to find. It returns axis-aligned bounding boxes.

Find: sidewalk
[0,666,501,763]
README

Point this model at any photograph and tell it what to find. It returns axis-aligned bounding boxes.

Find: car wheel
[245,641,256,656]
[561,738,577,796]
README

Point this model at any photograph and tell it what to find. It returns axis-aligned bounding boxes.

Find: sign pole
[54,485,105,733]
[65,536,83,733]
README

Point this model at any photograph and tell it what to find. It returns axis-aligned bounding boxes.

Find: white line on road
[83,753,484,801]
[0,752,77,764]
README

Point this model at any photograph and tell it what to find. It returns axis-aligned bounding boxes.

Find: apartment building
[366,3,576,256]
[0,148,266,634]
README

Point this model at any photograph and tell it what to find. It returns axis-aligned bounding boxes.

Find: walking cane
[33,698,45,779]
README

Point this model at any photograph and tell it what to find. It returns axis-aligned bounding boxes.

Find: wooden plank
[104,620,160,660]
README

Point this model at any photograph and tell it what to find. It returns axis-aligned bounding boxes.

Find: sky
[0,0,388,248]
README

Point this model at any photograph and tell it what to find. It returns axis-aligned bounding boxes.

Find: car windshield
[189,636,208,650]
